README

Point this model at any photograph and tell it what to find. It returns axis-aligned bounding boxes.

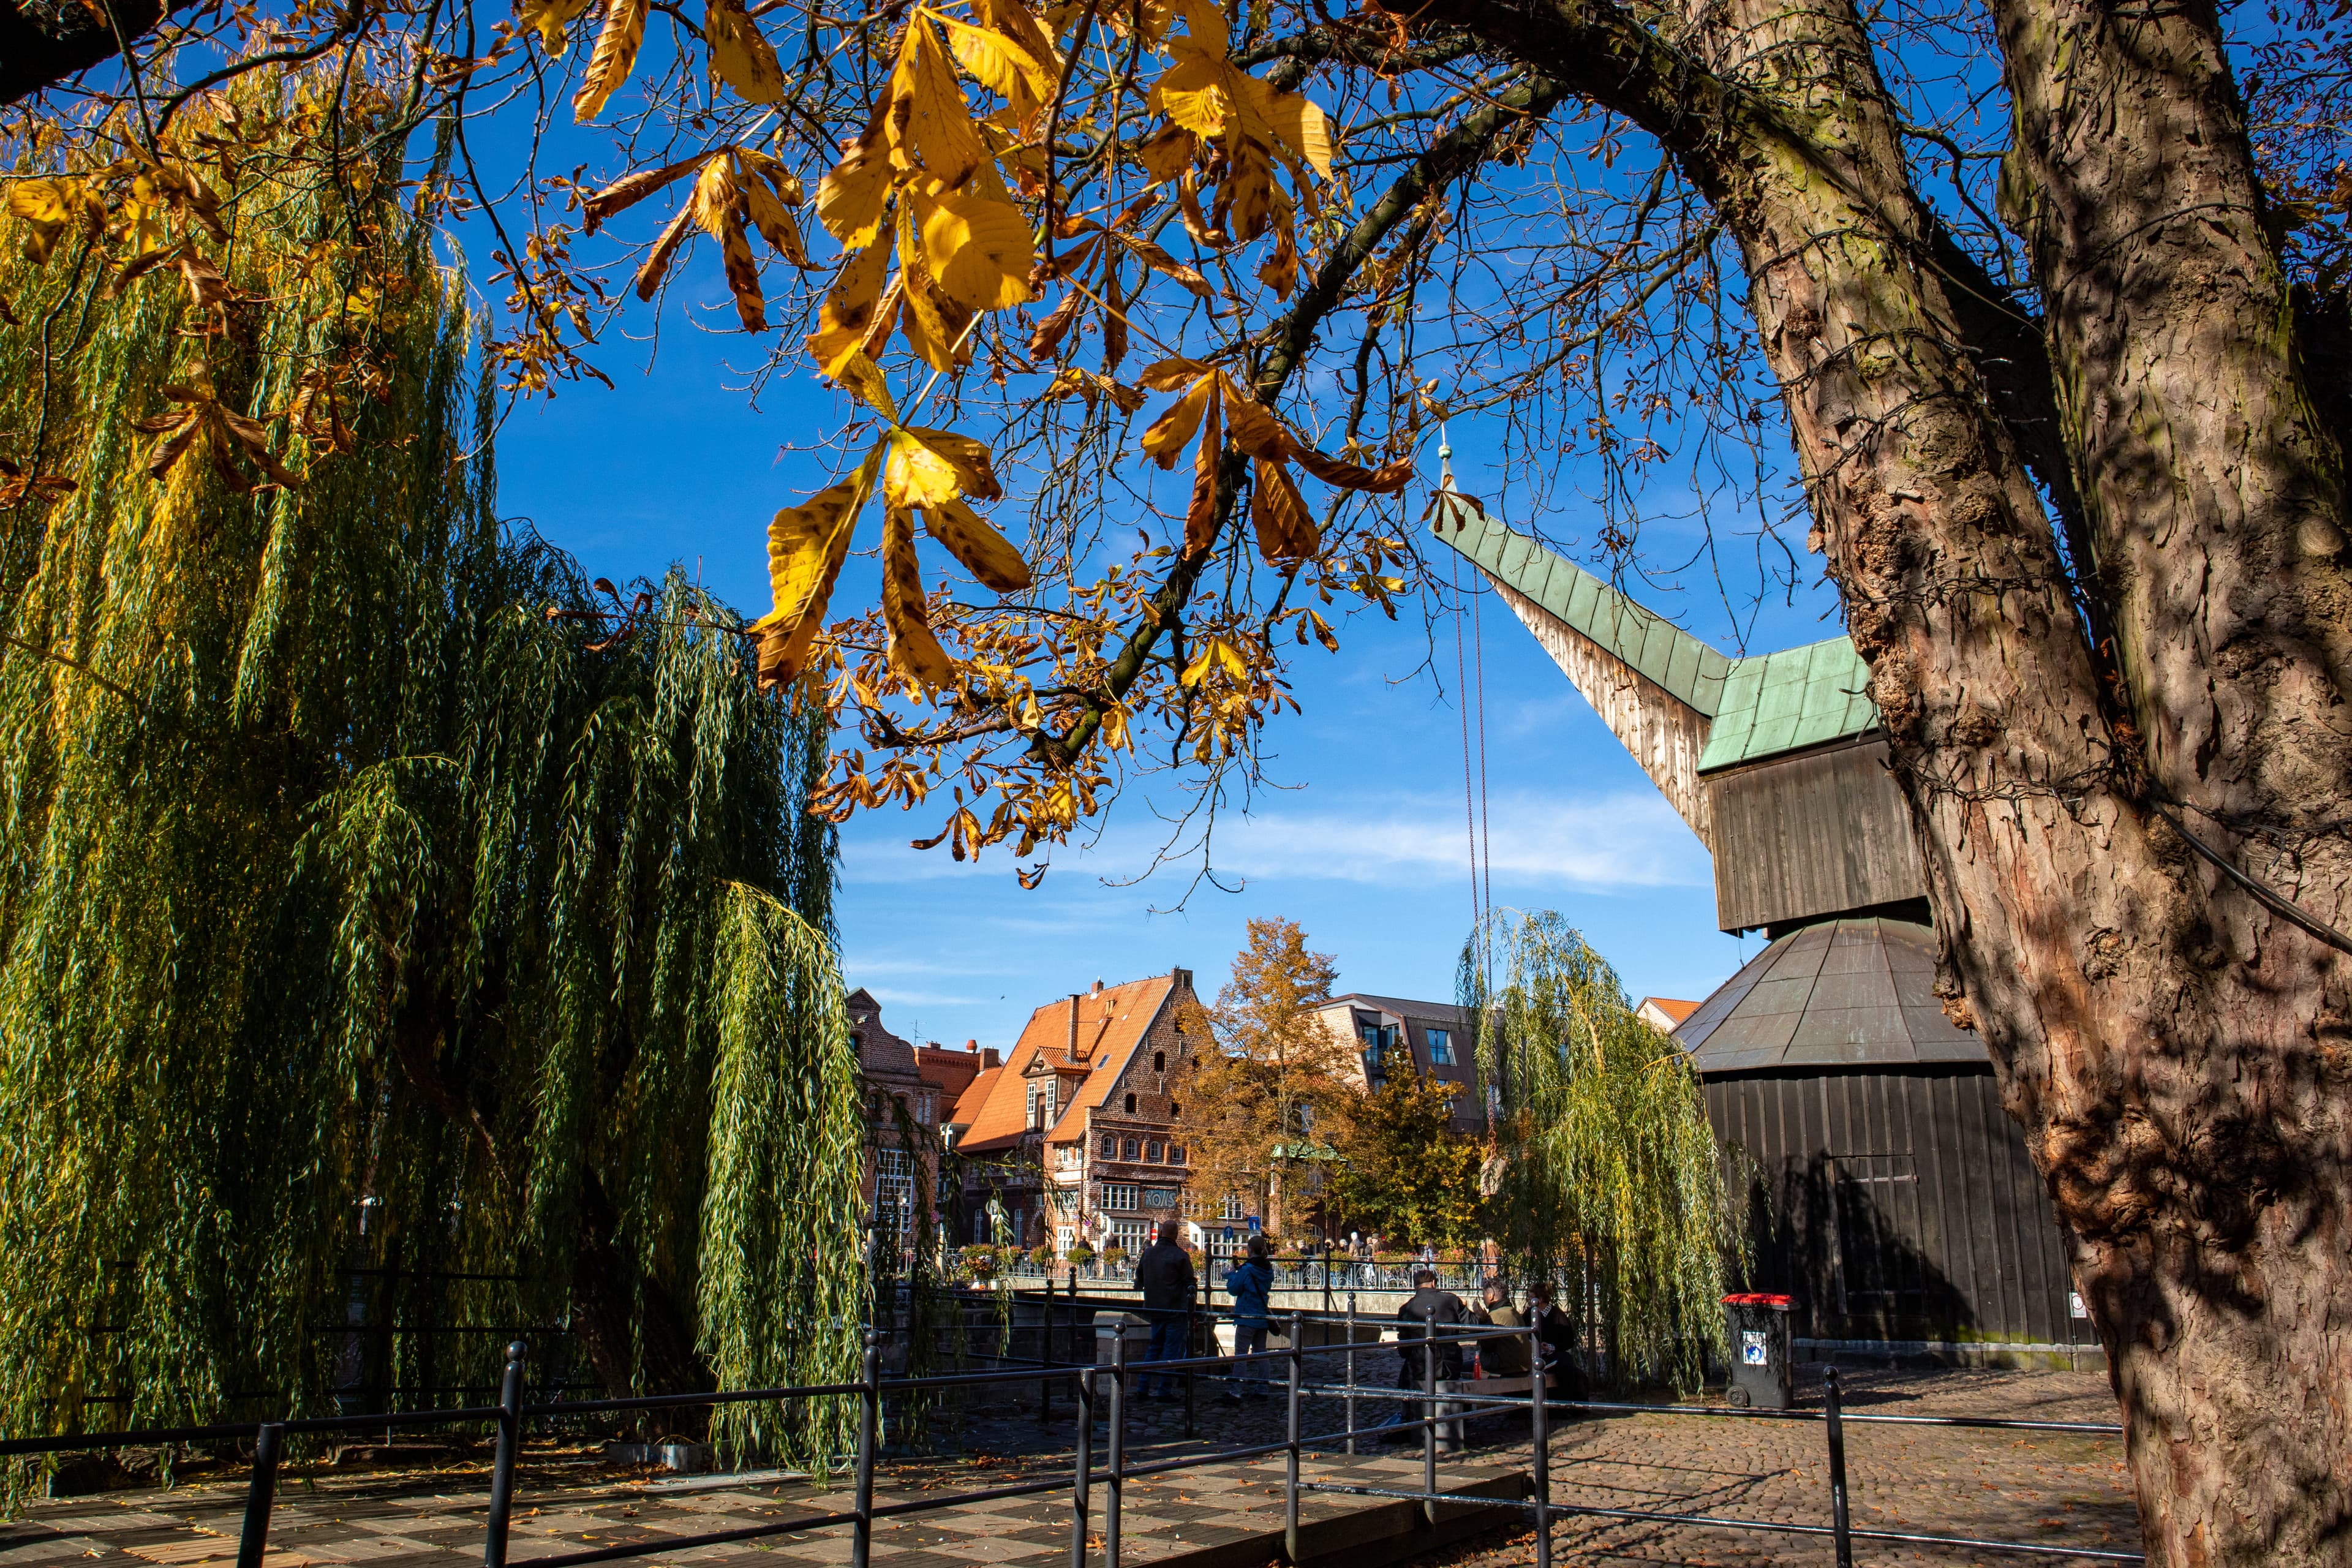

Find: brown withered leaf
[633,201,698,300]
[179,252,234,312]
[922,497,1032,592]
[137,383,300,493]
[1217,375,1287,459]
[1183,384,1223,557]
[1112,231,1210,296]
[581,154,704,233]
[0,460,76,507]
[1137,355,1208,392]
[1025,287,1086,362]
[1289,445,1412,494]
[1140,372,1216,467]
[1251,456,1317,562]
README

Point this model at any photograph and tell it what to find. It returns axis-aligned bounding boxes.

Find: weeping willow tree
[1464,910,1740,1392]
[0,77,864,1464]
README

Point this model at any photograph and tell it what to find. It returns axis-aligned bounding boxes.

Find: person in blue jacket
[1223,1235,1275,1400]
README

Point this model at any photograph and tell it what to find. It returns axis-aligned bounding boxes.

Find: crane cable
[1441,436,1496,984]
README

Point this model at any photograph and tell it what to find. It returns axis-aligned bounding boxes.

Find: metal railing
[0,1299,2139,1568]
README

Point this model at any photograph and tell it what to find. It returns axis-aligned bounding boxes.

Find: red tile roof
[948,1065,1002,1128]
[916,1042,992,1103]
[1638,996,1702,1025]
[954,973,1181,1154]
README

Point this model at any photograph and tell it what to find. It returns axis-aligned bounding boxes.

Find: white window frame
[1102,1183,1139,1211]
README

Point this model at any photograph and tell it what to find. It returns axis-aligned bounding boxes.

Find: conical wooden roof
[1672,918,1983,1074]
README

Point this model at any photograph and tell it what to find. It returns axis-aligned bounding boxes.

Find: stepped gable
[953,973,1179,1154]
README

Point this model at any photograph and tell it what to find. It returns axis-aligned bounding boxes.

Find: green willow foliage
[0,93,864,1465]
[1463,910,1740,1391]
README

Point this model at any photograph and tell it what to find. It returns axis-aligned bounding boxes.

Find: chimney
[1171,966,1191,990]
[984,1047,1001,1068]
[1069,993,1080,1057]
[1091,978,1105,994]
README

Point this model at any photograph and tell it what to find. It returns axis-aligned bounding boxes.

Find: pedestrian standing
[1222,1235,1275,1400]
[1134,1218,1196,1400]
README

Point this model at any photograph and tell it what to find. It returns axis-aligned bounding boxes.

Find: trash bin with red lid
[1722,1293,1795,1409]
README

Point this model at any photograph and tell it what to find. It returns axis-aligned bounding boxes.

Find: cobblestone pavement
[0,1357,2138,1568]
[1398,1363,2139,1567]
[0,1346,1504,1568]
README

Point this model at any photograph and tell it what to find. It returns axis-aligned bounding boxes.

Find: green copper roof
[1431,492,1879,773]
[1700,638,1879,771]
[1435,492,1733,711]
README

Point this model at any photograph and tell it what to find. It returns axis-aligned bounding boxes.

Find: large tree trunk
[1431,0,2351,1557]
[569,1170,710,1422]
[0,0,205,105]
[1981,0,2352,1558]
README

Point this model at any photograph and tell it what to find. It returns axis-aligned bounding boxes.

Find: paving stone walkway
[1409,1364,2139,1566]
[0,1361,2138,1568]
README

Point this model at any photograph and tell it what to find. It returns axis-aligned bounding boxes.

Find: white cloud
[842,786,1705,895]
[1193,787,1706,891]
[858,984,991,1009]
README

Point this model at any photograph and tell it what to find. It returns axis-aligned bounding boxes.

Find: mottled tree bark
[1421,0,2350,1558]
[1985,0,2352,1557]
[569,1170,710,1417]
[0,0,203,105]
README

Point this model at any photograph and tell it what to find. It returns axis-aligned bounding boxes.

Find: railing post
[1183,1303,1197,1439]
[1529,1319,1550,1568]
[853,1329,880,1568]
[1284,1311,1302,1564]
[235,1423,284,1568]
[1344,1291,1358,1456]
[1068,1338,1095,1568]
[1825,1365,1853,1568]
[1041,1281,1054,1425]
[1421,1314,1439,1527]
[482,1339,527,1568]
[1106,1327,1126,1568]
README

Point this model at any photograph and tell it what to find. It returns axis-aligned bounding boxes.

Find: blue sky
[491,233,1849,1053]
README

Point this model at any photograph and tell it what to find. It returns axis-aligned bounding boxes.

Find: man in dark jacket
[1397,1268,1470,1381]
[1133,1219,1196,1399]
[1380,1268,1468,1440]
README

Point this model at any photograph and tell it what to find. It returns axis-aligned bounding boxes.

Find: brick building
[944,969,1200,1257]
[847,987,997,1258]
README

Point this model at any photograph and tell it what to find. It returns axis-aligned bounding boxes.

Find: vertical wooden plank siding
[1706,1066,2094,1347]
[1706,738,1929,933]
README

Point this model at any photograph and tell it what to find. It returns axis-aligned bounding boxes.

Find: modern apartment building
[1310,992,1493,1136]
